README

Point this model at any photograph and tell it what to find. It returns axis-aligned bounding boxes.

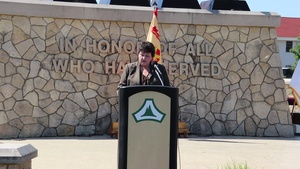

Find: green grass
[217,162,250,169]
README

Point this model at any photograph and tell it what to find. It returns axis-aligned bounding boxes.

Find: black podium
[118,86,178,169]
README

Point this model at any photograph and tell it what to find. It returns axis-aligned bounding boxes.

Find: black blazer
[118,61,170,90]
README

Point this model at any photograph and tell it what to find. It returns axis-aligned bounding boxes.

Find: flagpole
[151,0,158,9]
[147,1,161,63]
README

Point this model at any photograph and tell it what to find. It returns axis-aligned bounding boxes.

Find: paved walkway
[1,135,300,169]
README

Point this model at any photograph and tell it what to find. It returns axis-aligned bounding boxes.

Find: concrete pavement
[1,135,300,169]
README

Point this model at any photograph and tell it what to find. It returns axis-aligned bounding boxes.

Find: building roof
[276,17,300,38]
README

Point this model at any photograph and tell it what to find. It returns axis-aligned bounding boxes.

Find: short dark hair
[139,41,155,58]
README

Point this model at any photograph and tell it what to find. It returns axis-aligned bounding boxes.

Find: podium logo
[132,98,166,123]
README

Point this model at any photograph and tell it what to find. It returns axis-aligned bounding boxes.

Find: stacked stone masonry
[0,12,294,138]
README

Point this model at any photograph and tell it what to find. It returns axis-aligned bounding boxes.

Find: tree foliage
[290,37,300,70]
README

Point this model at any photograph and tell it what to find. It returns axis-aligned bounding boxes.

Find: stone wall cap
[0,144,38,164]
[0,0,280,27]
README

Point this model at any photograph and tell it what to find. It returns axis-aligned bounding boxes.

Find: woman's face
[138,51,153,67]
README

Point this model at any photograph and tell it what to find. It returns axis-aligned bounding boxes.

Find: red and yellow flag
[147,8,161,63]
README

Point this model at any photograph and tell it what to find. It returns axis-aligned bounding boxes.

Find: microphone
[151,60,164,86]
[151,60,162,75]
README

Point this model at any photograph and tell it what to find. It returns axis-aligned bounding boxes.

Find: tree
[290,37,300,71]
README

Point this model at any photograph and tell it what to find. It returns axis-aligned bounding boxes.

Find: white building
[276,17,300,67]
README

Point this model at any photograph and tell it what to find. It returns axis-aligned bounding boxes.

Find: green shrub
[218,162,250,169]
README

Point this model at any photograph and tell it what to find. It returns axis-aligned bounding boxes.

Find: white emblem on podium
[132,98,165,123]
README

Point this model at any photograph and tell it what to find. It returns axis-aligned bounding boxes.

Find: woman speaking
[117,41,170,90]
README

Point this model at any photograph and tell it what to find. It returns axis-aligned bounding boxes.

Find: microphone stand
[151,61,164,86]
[154,69,164,86]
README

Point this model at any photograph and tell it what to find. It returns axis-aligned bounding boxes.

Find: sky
[227,0,300,18]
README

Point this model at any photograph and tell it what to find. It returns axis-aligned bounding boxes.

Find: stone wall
[0,0,294,138]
